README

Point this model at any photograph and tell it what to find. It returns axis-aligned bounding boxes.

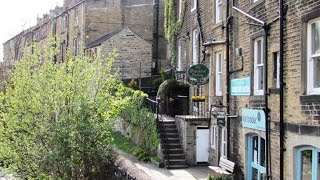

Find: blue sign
[231,77,250,96]
[242,108,266,131]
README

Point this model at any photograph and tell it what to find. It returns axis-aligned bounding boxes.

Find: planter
[192,99,205,102]
[191,96,206,102]
[151,158,164,168]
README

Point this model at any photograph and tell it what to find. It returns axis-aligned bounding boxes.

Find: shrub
[0,40,129,179]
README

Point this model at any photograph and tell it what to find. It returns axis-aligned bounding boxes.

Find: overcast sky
[0,0,64,62]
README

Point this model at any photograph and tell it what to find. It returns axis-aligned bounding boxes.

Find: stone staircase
[158,117,188,169]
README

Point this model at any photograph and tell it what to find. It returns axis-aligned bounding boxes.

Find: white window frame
[192,29,198,65]
[211,126,217,149]
[191,0,197,12]
[275,52,280,88]
[61,16,66,33]
[220,127,227,158]
[215,0,222,23]
[216,51,223,96]
[177,40,182,70]
[254,37,264,95]
[307,18,320,94]
[74,9,79,26]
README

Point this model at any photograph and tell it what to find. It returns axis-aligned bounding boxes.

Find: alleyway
[115,148,211,180]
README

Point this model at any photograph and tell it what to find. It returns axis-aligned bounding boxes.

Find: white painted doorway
[196,127,209,163]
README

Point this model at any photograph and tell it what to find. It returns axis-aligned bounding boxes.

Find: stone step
[162,143,181,149]
[160,128,178,133]
[160,124,177,129]
[167,153,186,159]
[163,148,184,154]
[159,121,175,125]
[165,159,187,166]
[166,164,189,169]
[161,138,180,144]
[160,133,179,138]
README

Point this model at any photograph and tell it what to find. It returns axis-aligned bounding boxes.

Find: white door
[196,128,209,162]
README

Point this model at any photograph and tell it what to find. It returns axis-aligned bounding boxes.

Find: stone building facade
[2,0,167,77]
[175,0,320,179]
[86,27,152,79]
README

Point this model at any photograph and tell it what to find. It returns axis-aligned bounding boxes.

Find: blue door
[247,135,266,180]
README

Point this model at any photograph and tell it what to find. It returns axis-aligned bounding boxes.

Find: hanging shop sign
[231,77,251,96]
[217,112,225,127]
[241,108,266,131]
[187,64,209,85]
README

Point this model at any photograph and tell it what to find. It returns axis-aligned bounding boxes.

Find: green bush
[0,40,130,179]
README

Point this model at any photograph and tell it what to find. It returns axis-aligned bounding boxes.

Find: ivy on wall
[164,0,186,67]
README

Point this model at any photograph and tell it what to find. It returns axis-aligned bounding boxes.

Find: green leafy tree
[0,40,129,179]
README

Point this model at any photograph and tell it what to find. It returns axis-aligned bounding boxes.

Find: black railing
[145,97,170,168]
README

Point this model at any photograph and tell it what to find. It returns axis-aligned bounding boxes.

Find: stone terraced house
[173,0,320,179]
[2,0,167,79]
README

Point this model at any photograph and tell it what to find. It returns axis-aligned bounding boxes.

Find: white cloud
[0,0,64,61]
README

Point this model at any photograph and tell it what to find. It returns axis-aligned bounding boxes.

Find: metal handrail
[145,97,170,168]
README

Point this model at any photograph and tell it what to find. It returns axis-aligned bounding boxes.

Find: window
[191,0,197,12]
[307,18,320,94]
[220,127,227,158]
[216,52,223,96]
[254,37,264,95]
[215,0,222,23]
[177,40,182,70]
[73,38,80,56]
[60,41,66,62]
[247,135,266,180]
[192,29,199,65]
[211,126,216,149]
[74,9,79,26]
[273,52,280,88]
[295,146,320,180]
[61,16,67,33]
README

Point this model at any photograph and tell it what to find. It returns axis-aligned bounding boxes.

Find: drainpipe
[263,22,270,180]
[231,4,271,179]
[155,0,159,74]
[226,0,231,159]
[279,0,285,179]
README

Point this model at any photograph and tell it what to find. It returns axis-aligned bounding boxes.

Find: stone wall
[97,28,152,80]
[176,116,210,165]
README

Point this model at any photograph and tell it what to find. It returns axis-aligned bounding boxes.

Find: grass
[112,131,136,154]
[112,131,152,162]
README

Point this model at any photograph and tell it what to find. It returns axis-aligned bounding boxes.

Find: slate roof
[86,29,122,48]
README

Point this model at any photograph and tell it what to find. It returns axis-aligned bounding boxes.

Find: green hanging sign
[217,114,226,127]
[187,64,209,85]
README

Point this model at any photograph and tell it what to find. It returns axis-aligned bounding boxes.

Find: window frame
[247,135,266,180]
[211,126,216,149]
[273,52,280,88]
[191,0,197,12]
[74,8,79,26]
[177,40,182,70]
[215,0,222,24]
[254,37,264,95]
[220,127,227,158]
[295,146,320,180]
[216,51,223,96]
[192,29,198,65]
[307,18,320,94]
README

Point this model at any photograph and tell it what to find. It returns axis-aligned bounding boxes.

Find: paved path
[115,149,211,180]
